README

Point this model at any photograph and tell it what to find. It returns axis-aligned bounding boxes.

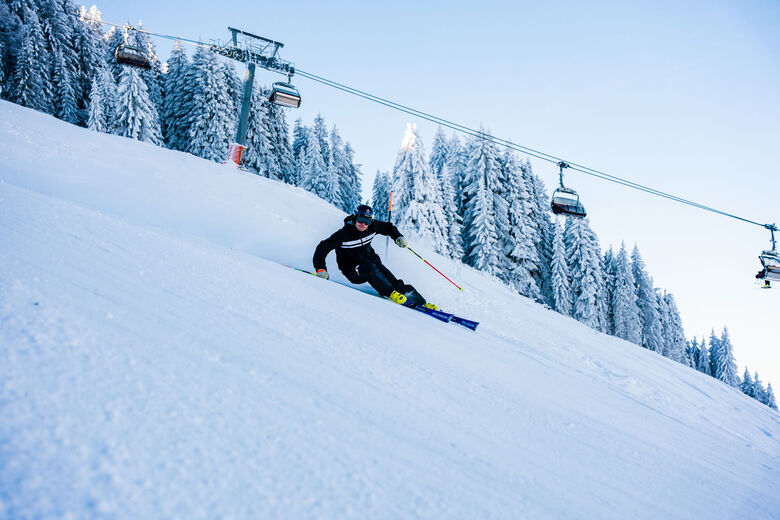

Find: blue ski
[403,302,479,331]
[402,302,454,322]
[450,315,479,331]
[284,265,478,330]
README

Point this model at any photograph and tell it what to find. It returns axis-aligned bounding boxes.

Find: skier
[313,204,438,309]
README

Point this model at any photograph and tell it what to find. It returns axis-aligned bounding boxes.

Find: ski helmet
[354,204,374,221]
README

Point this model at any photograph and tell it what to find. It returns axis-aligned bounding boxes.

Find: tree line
[0,1,774,410]
[376,125,776,410]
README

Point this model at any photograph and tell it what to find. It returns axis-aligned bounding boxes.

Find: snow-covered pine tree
[11,6,53,113]
[765,383,777,410]
[312,114,330,167]
[740,368,755,397]
[300,127,338,204]
[391,124,449,254]
[461,128,501,271]
[524,161,555,306]
[328,127,350,211]
[291,118,307,171]
[133,25,165,134]
[342,143,363,212]
[371,170,391,221]
[440,160,464,260]
[447,132,468,216]
[612,243,642,344]
[696,337,712,376]
[752,372,767,404]
[52,46,78,124]
[86,74,105,131]
[87,65,116,133]
[708,329,722,378]
[325,138,345,209]
[550,218,572,315]
[656,290,672,356]
[0,35,5,96]
[104,25,126,81]
[631,245,663,352]
[712,327,739,387]
[161,41,191,151]
[492,149,513,275]
[430,126,462,259]
[501,150,541,300]
[0,1,18,98]
[222,61,241,113]
[463,171,498,271]
[184,46,235,162]
[39,0,81,118]
[39,0,79,61]
[5,0,35,25]
[242,84,276,178]
[429,127,449,181]
[603,247,617,335]
[263,95,295,185]
[113,65,162,144]
[664,293,688,363]
[687,337,700,370]
[75,6,108,123]
[564,216,607,331]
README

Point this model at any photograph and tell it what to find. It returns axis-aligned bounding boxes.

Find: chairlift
[269,81,301,108]
[755,225,780,287]
[551,161,586,218]
[114,26,151,70]
[115,44,152,69]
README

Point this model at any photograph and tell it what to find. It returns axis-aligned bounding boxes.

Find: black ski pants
[341,258,426,306]
[342,258,406,297]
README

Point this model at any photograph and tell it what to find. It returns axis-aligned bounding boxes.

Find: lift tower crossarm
[228,27,284,53]
[210,26,294,76]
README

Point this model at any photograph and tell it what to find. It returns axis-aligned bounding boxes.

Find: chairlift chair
[759,250,780,282]
[114,27,151,70]
[552,187,587,217]
[551,161,586,218]
[269,81,301,108]
[755,224,780,287]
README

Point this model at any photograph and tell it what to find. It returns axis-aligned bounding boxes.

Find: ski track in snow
[1,101,779,519]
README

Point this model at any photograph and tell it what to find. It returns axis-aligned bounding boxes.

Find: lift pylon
[210,27,300,167]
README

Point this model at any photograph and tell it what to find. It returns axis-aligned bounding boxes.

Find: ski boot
[388,290,407,305]
[402,286,426,307]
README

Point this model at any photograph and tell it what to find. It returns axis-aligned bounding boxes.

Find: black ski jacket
[313,216,402,274]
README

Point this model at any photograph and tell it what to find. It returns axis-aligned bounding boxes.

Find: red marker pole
[388,191,394,221]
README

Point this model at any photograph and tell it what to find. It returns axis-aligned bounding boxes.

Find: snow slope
[1,100,779,519]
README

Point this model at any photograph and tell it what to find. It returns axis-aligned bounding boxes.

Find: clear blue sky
[94,0,780,387]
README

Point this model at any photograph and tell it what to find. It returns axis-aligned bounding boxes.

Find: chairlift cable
[295,68,773,230]
[96,19,210,50]
[90,20,773,231]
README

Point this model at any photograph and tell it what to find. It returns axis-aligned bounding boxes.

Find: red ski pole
[406,246,463,291]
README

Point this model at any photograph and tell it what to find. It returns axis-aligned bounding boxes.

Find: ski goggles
[356,216,373,224]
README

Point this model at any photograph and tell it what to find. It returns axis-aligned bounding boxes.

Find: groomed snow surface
[1,101,778,519]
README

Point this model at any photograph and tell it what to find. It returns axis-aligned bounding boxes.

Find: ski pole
[406,247,463,291]
[283,265,315,276]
